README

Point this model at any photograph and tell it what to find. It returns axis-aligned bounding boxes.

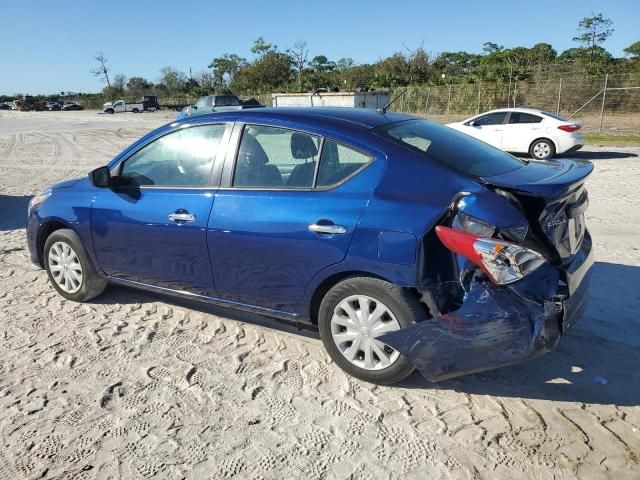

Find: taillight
[558,124,581,132]
[435,226,547,285]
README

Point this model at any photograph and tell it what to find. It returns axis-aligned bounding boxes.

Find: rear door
[501,111,543,152]
[207,122,377,314]
[91,123,230,295]
[465,112,507,147]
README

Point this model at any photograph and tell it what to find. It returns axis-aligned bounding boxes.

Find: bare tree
[289,41,309,92]
[90,52,111,88]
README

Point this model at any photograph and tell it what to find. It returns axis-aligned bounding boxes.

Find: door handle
[168,211,196,222]
[308,223,347,235]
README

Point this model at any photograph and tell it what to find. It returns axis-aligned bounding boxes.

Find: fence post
[599,74,608,133]
[556,78,562,115]
[425,87,431,116]
[476,82,481,115]
[446,84,452,115]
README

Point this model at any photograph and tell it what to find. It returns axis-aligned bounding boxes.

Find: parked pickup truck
[177,94,263,119]
[103,100,154,114]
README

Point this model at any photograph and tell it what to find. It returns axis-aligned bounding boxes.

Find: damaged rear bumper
[379,233,594,382]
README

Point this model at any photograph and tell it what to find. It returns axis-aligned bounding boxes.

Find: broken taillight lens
[435,226,547,285]
[558,124,581,132]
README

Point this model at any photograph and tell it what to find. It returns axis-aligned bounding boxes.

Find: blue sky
[1,0,638,95]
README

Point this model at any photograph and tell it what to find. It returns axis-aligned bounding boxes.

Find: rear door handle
[168,210,196,222]
[308,223,347,235]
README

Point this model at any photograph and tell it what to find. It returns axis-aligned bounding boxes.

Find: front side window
[473,112,507,126]
[119,124,225,187]
[508,112,543,124]
[233,125,321,188]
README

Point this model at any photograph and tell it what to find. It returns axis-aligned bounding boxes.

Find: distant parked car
[26,108,593,385]
[447,108,583,160]
[46,101,61,111]
[61,102,84,111]
[177,94,263,120]
[0,102,11,110]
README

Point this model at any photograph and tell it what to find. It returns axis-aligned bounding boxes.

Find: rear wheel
[132,108,139,113]
[318,277,423,385]
[529,138,555,160]
[44,229,107,302]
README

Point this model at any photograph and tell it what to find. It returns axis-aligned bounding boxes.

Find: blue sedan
[26,108,593,384]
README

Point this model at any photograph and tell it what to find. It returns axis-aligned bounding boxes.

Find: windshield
[374,119,526,177]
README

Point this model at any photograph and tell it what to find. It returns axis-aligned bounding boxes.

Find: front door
[466,111,507,148]
[91,123,228,295]
[208,124,377,313]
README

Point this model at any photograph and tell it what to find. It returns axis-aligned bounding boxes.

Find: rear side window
[473,112,507,126]
[317,140,371,187]
[375,119,525,178]
[120,124,225,187]
[509,112,543,124]
[233,125,321,188]
[232,126,371,189]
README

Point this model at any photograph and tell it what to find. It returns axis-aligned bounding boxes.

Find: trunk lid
[481,158,593,262]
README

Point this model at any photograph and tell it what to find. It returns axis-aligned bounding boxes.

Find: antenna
[378,89,407,114]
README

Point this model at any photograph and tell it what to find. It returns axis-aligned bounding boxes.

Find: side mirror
[89,166,112,188]
[466,120,476,127]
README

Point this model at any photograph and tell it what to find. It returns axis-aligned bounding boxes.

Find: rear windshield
[374,119,525,177]
[542,111,568,121]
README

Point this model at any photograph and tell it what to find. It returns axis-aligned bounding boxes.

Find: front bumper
[379,233,594,381]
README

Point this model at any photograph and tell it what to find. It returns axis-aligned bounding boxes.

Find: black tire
[318,276,424,385]
[529,138,556,160]
[132,108,139,113]
[105,109,114,114]
[44,229,107,302]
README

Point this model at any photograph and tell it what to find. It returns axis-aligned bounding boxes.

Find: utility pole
[556,78,563,115]
[599,74,608,133]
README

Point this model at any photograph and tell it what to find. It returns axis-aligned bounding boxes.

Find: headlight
[452,212,495,237]
[27,189,51,217]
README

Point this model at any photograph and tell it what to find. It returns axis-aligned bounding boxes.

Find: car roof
[479,107,550,116]
[185,107,417,130]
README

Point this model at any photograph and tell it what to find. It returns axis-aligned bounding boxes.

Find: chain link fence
[386,73,640,135]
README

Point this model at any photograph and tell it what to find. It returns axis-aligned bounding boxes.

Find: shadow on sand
[87,261,640,407]
[566,150,638,160]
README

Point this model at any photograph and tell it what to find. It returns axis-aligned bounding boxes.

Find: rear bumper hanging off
[379,235,594,382]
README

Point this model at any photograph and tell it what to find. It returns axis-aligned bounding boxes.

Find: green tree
[234,51,292,93]
[251,36,276,58]
[624,40,640,58]
[208,54,247,86]
[158,67,187,95]
[573,14,614,67]
[126,77,153,96]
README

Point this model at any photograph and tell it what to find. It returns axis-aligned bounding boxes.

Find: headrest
[240,134,268,166]
[291,133,318,159]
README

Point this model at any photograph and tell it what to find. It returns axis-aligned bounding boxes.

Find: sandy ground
[0,109,639,479]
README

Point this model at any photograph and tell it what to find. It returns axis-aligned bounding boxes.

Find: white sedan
[447,108,583,160]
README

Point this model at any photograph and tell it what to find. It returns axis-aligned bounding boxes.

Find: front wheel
[318,277,423,385]
[529,138,555,160]
[44,229,107,302]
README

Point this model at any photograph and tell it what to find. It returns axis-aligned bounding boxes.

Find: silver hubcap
[48,241,83,293]
[533,142,551,158]
[330,295,401,371]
